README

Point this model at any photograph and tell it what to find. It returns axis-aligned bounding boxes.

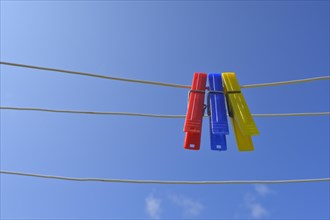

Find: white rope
[1,107,329,118]
[251,112,330,117]
[0,61,190,89]
[1,61,329,89]
[240,76,330,88]
[0,107,185,118]
[1,171,329,185]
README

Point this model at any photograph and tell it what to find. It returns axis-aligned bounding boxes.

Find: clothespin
[207,73,229,151]
[222,72,259,151]
[184,73,207,150]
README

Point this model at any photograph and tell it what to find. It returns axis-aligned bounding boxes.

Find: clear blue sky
[1,1,329,219]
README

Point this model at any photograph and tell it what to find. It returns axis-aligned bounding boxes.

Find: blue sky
[0,1,329,219]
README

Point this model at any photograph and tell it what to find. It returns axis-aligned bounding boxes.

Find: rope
[240,76,330,88]
[1,171,329,185]
[0,61,190,89]
[1,107,329,118]
[1,61,329,89]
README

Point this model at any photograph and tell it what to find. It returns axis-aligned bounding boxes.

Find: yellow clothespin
[222,72,259,151]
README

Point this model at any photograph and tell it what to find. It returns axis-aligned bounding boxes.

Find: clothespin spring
[206,90,224,116]
[225,91,241,117]
[188,89,207,116]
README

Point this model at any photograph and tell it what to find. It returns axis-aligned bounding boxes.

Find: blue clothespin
[208,73,229,151]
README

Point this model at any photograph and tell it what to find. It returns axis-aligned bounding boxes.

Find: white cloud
[254,184,273,196]
[249,203,268,218]
[244,193,269,219]
[145,194,161,219]
[237,185,275,219]
[169,194,203,218]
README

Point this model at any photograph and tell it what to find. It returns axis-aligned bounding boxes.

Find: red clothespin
[184,73,207,150]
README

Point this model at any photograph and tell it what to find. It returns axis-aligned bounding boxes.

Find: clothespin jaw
[184,73,207,150]
[222,72,259,151]
[208,73,229,151]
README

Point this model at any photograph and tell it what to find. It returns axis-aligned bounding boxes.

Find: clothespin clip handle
[222,72,259,151]
[208,73,229,151]
[184,73,207,150]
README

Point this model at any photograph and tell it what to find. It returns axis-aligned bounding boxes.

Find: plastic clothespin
[222,72,259,151]
[207,73,229,151]
[183,73,207,150]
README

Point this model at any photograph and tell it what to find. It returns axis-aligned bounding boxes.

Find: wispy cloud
[169,194,204,218]
[248,202,269,218]
[237,185,275,219]
[244,193,269,219]
[254,184,274,197]
[145,194,161,219]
